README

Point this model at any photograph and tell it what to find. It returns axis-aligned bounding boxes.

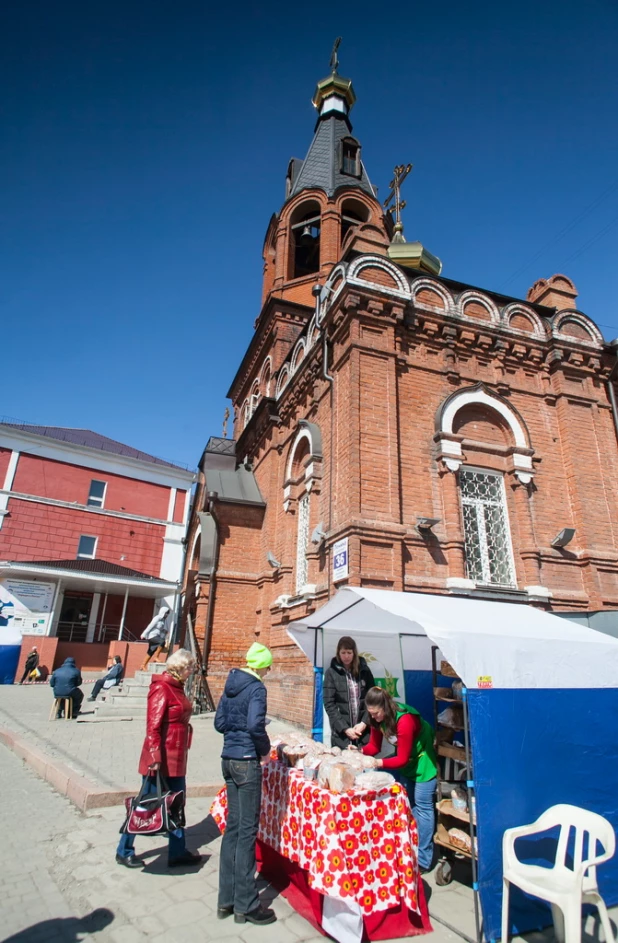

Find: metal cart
[431,645,482,942]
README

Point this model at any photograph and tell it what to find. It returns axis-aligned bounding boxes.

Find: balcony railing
[56,622,140,643]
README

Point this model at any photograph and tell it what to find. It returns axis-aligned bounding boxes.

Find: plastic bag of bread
[354,770,395,792]
[317,756,340,788]
[437,706,464,728]
[283,744,310,767]
[303,754,322,780]
[339,750,364,771]
[327,762,356,793]
[448,827,472,853]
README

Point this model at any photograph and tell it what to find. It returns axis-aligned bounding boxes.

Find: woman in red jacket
[360,687,438,873]
[116,649,202,869]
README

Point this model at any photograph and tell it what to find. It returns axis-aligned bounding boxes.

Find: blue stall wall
[468,689,618,941]
[404,670,454,727]
[0,645,20,684]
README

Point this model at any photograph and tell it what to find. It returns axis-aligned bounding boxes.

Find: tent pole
[463,687,482,943]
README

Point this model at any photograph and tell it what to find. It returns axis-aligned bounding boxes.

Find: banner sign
[0,579,56,635]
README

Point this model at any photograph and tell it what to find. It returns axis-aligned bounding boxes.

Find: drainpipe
[313,283,335,595]
[606,339,618,445]
[201,491,220,673]
[312,283,336,742]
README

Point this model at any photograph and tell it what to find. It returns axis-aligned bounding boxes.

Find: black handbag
[120,772,185,836]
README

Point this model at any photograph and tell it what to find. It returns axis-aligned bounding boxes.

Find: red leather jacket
[138,673,193,777]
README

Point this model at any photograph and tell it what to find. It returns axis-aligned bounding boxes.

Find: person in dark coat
[214,642,276,927]
[323,635,375,750]
[49,657,83,717]
[87,656,124,701]
[115,648,201,869]
[20,647,39,683]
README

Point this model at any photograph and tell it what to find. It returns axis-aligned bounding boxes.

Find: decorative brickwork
[184,68,618,729]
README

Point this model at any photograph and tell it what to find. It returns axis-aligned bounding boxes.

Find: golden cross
[383,163,413,227]
[222,407,230,438]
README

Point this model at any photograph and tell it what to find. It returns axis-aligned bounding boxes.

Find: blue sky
[2,0,617,469]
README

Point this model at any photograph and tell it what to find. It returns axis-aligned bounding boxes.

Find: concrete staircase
[93,662,166,719]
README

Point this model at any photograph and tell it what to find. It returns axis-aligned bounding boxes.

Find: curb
[0,725,222,812]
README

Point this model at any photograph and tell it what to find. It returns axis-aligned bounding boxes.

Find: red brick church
[184,59,618,725]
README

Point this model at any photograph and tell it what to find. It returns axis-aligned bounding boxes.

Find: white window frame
[459,466,517,587]
[77,535,98,560]
[87,479,107,508]
[295,492,310,593]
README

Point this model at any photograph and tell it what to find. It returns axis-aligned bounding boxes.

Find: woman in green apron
[360,686,438,872]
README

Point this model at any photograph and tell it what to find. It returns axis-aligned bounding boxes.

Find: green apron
[382,704,438,783]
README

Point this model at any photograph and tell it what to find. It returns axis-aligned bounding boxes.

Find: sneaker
[234,908,276,925]
[115,854,144,869]
[168,851,202,868]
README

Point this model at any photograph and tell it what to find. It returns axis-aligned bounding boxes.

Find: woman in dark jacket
[215,642,275,926]
[323,636,375,750]
[115,649,201,869]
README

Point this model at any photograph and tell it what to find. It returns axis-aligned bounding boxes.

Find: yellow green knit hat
[246,642,273,670]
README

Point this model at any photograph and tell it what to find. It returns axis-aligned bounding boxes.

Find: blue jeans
[394,773,437,870]
[116,775,186,863]
[218,758,262,915]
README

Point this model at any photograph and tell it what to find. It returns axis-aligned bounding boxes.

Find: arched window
[340,197,369,246]
[261,360,272,397]
[290,436,311,593]
[289,201,321,280]
[435,385,535,590]
[285,423,323,594]
[249,381,260,418]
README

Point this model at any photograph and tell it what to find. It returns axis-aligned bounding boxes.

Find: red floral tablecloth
[210,760,422,918]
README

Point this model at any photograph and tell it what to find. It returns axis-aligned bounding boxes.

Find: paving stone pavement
[0,740,464,943]
[1,686,616,943]
[0,682,298,792]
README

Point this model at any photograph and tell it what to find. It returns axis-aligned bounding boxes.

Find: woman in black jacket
[323,636,375,750]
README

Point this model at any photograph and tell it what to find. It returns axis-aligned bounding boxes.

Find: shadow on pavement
[3,908,113,942]
[140,851,211,874]
[186,813,223,845]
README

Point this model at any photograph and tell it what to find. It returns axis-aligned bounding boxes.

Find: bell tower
[261,45,390,307]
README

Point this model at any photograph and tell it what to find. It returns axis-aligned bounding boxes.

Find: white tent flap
[287,588,618,689]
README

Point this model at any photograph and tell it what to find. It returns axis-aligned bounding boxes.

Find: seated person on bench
[88,656,124,702]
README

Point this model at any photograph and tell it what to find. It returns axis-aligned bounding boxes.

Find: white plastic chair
[501,804,616,943]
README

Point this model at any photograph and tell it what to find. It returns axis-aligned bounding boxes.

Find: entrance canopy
[287,587,618,689]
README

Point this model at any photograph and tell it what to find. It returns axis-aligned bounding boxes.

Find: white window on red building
[295,492,310,593]
[459,468,516,587]
[87,479,107,508]
[77,535,97,559]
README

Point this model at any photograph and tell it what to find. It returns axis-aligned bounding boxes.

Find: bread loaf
[448,828,472,853]
[327,763,356,793]
[354,771,395,790]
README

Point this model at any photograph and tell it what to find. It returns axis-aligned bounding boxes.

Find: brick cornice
[227,298,312,402]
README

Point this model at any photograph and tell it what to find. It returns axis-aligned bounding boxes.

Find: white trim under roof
[0,425,195,489]
[0,561,177,598]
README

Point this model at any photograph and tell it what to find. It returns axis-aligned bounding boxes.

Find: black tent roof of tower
[286,68,376,201]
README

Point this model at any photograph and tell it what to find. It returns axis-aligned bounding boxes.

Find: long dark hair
[365,687,398,739]
[336,636,360,678]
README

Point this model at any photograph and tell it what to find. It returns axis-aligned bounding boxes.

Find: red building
[0,422,194,677]
[183,60,618,727]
